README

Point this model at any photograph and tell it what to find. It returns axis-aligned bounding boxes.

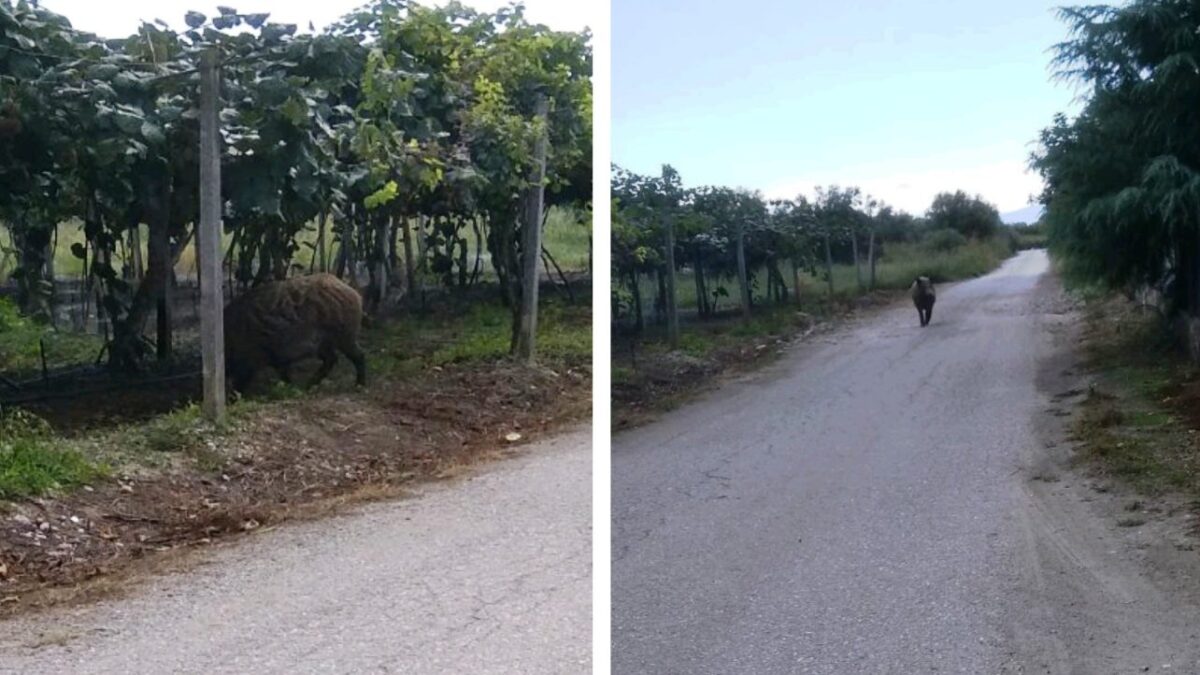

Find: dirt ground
[0,357,590,617]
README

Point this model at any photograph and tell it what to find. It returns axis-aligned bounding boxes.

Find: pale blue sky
[613,0,1083,215]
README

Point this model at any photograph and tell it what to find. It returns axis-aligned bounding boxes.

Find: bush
[1010,222,1048,250]
[922,228,968,252]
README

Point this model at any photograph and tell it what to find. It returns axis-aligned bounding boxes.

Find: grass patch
[89,400,256,467]
[428,302,590,365]
[0,297,103,374]
[543,207,591,272]
[0,410,105,499]
[133,403,217,454]
[636,304,810,363]
[865,237,1014,288]
[0,442,102,500]
[1072,295,1200,497]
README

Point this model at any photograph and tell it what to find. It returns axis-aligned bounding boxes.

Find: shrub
[922,228,968,252]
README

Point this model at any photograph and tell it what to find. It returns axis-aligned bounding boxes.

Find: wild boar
[910,276,935,327]
[223,273,367,391]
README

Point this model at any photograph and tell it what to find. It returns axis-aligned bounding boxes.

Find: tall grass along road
[612,250,1200,673]
[0,430,591,675]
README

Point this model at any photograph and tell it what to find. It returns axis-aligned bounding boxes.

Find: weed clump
[0,409,104,500]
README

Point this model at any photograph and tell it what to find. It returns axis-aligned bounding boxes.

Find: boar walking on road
[223,273,367,392]
[910,276,935,327]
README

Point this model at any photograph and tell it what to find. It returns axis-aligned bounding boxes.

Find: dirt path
[0,429,591,674]
[612,250,1200,674]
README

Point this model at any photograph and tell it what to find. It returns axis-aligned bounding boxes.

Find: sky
[40,0,595,37]
[613,0,1084,216]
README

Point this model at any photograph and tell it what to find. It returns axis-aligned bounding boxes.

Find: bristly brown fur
[223,273,367,390]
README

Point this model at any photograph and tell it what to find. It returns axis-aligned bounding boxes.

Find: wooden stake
[664,211,679,347]
[199,49,226,422]
[515,95,549,363]
[736,219,751,319]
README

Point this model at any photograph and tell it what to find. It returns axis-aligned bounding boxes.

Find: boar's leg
[306,341,338,389]
[338,338,367,387]
[230,363,254,393]
[264,351,294,385]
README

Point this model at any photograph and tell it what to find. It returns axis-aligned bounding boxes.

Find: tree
[769,197,819,307]
[612,164,684,344]
[692,187,766,319]
[458,7,592,353]
[1032,0,1200,326]
[926,190,1001,239]
[813,186,864,295]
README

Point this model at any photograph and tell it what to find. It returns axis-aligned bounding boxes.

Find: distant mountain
[1001,204,1044,225]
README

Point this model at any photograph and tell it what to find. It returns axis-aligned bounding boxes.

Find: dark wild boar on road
[911,276,936,327]
[224,273,367,391]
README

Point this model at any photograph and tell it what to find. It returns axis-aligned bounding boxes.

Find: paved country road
[0,429,591,675]
[613,251,1200,674]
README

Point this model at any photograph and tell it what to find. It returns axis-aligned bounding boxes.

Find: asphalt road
[0,429,591,674]
[613,250,1200,674]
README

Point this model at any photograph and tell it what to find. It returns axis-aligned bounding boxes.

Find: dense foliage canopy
[0,0,591,368]
[1032,0,1200,317]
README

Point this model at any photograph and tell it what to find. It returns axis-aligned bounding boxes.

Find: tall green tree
[926,190,1001,240]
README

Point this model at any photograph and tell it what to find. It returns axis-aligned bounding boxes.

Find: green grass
[1072,297,1200,497]
[1125,409,1173,428]
[543,207,591,272]
[423,301,590,366]
[637,304,810,362]
[0,440,103,499]
[0,297,104,373]
[861,237,1014,288]
[134,403,218,454]
[0,410,106,499]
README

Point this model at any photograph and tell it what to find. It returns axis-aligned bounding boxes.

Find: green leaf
[364,181,399,210]
[279,96,308,127]
[140,121,165,144]
[184,11,206,28]
[86,64,120,81]
[112,110,144,135]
